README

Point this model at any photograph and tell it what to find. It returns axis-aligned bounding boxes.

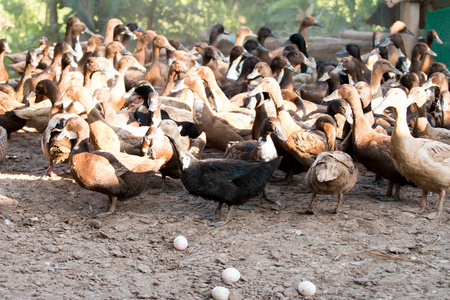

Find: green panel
[425,7,450,67]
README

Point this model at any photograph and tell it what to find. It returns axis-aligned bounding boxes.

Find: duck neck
[279,68,294,91]
[71,136,91,157]
[345,89,376,139]
[392,105,412,143]
[414,104,428,133]
[168,130,197,170]
[161,70,177,96]
[133,40,149,66]
[370,68,384,97]
[0,51,7,84]
[270,85,300,137]
[234,33,246,46]
[15,63,36,102]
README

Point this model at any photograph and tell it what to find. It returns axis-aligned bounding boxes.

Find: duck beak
[281,39,291,46]
[314,22,323,28]
[323,89,341,102]
[369,48,380,56]
[170,79,187,93]
[246,96,257,109]
[443,68,450,77]
[186,47,198,56]
[66,45,78,56]
[421,78,436,90]
[248,85,263,97]
[331,62,344,74]
[148,95,159,112]
[83,27,95,36]
[335,46,348,55]
[70,59,79,69]
[122,86,136,99]
[405,28,414,36]
[249,31,258,38]
[270,32,280,39]
[274,125,287,141]
[124,27,136,40]
[219,52,229,63]
[285,61,296,72]
[136,26,145,33]
[120,46,133,56]
[26,91,36,102]
[434,34,443,44]
[426,48,437,56]
[242,49,252,58]
[164,41,176,52]
[54,92,70,106]
[318,71,331,82]
[341,101,354,125]
[3,42,11,54]
[247,68,261,80]
[379,37,392,47]
[304,57,316,69]
[133,62,147,72]
[373,94,392,113]
[256,42,268,52]
[389,64,403,76]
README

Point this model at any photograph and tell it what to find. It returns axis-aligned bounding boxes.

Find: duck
[209,24,230,46]
[171,74,253,143]
[0,91,26,138]
[323,84,412,200]
[92,88,139,127]
[142,35,176,87]
[369,59,403,110]
[223,55,261,99]
[335,43,371,82]
[104,18,123,44]
[57,52,82,94]
[161,57,195,96]
[376,88,450,219]
[0,39,12,84]
[195,66,255,117]
[121,22,144,52]
[62,85,148,154]
[248,77,327,172]
[435,90,450,130]
[256,26,279,63]
[428,62,450,78]
[224,116,286,204]
[385,20,415,66]
[61,114,165,216]
[22,41,77,102]
[233,26,259,47]
[197,45,230,86]
[76,34,105,72]
[298,63,340,104]
[333,56,368,84]
[409,86,450,144]
[379,33,409,68]
[154,119,282,226]
[409,42,436,83]
[140,92,206,194]
[305,115,358,214]
[133,30,157,67]
[365,31,382,70]
[108,55,147,111]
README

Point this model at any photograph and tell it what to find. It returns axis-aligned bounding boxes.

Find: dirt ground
[0,127,449,299]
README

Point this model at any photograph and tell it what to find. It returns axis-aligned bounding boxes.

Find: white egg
[298,280,316,296]
[222,267,240,283]
[212,286,230,300]
[173,236,188,251]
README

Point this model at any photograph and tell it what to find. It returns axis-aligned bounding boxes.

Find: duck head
[374,88,413,115]
[262,117,287,141]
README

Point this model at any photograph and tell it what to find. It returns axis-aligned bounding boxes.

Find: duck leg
[425,190,445,220]
[201,202,223,220]
[409,189,428,214]
[149,176,168,194]
[260,189,281,206]
[334,193,343,214]
[48,159,66,177]
[305,192,316,215]
[386,181,394,197]
[393,183,401,201]
[213,205,234,227]
[96,196,117,218]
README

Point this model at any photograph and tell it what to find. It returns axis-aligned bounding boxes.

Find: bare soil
[0,128,449,299]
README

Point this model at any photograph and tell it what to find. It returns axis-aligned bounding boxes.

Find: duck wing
[94,151,165,177]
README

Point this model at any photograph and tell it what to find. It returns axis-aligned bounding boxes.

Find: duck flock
[0,15,449,226]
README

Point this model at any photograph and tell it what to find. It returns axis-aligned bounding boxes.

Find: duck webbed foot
[408,190,428,214]
[260,190,281,206]
[305,192,316,215]
[424,211,440,219]
[171,186,187,197]
[212,205,234,227]
[425,190,445,220]
[201,202,223,220]
[95,196,117,218]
